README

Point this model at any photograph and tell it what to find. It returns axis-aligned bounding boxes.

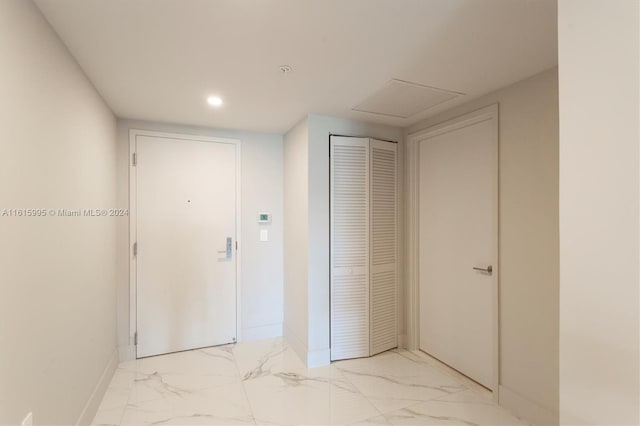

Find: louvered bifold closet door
[330,136,370,361]
[370,139,398,355]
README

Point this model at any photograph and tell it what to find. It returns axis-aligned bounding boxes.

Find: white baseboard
[241,323,283,342]
[283,324,330,368]
[75,349,118,425]
[283,324,309,366]
[307,348,330,368]
[118,344,135,362]
[398,333,408,349]
[499,385,558,426]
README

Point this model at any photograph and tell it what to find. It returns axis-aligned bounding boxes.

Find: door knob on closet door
[473,265,493,275]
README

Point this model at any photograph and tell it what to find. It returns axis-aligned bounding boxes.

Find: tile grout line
[117,365,137,425]
[92,339,525,426]
[89,367,134,426]
[132,346,259,424]
[394,349,528,422]
[332,362,388,420]
[119,351,241,401]
[395,349,485,394]
[231,343,260,425]
[335,351,474,421]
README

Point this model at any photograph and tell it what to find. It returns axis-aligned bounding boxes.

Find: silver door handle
[218,237,232,259]
[473,265,493,275]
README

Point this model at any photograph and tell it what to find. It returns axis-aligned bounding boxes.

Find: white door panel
[419,117,496,389]
[370,139,397,355]
[330,137,370,361]
[330,136,398,361]
[136,135,237,358]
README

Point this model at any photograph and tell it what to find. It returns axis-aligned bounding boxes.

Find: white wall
[116,120,284,356]
[0,1,118,424]
[283,118,310,363]
[304,114,403,366]
[407,68,559,425]
[558,1,640,424]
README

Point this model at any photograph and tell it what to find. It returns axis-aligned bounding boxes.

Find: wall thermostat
[257,212,272,224]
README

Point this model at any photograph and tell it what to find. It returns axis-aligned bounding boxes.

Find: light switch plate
[260,229,268,242]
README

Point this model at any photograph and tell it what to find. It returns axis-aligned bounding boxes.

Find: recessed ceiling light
[279,65,292,74]
[207,96,223,107]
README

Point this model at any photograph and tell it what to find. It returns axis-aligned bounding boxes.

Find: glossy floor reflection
[92,338,527,425]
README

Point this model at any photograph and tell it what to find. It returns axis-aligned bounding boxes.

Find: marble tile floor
[92,338,528,426]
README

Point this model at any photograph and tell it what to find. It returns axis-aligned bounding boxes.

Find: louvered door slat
[370,140,398,355]
[330,137,370,361]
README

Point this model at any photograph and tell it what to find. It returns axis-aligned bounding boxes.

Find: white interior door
[135,135,238,358]
[370,139,398,355]
[418,111,497,389]
[330,136,370,361]
[330,136,398,361]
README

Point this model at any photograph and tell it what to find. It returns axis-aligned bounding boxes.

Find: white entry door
[135,134,238,358]
[418,107,497,389]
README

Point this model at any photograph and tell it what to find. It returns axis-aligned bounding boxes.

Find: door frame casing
[129,129,242,357]
[405,104,499,400]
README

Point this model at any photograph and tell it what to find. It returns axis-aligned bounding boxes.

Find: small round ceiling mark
[279,65,292,74]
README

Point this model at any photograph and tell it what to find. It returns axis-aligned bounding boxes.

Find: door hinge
[133,242,138,256]
[132,152,137,166]
[236,241,238,250]
[134,332,138,346]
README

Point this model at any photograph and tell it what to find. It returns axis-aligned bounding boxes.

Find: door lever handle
[218,237,233,259]
[473,265,493,275]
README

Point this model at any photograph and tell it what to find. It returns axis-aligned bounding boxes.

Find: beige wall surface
[283,114,402,366]
[406,68,560,424]
[283,118,310,363]
[115,120,285,355]
[558,1,639,424]
[0,1,119,424]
